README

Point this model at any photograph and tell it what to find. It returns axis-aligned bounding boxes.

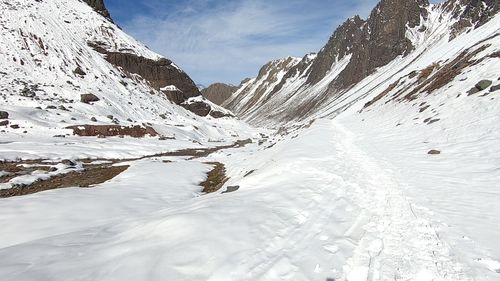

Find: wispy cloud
[108,0,380,85]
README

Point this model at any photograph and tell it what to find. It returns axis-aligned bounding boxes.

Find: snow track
[333,123,471,281]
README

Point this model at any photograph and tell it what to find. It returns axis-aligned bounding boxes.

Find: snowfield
[1,120,499,280]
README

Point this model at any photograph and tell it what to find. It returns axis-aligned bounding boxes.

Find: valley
[0,0,499,280]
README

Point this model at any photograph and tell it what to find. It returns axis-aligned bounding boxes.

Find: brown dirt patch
[200,162,228,193]
[0,165,129,198]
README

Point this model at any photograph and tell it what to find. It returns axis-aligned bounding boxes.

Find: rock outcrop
[445,0,500,39]
[326,0,429,90]
[89,43,201,105]
[83,0,112,22]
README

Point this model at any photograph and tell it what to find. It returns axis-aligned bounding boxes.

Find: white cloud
[121,0,380,85]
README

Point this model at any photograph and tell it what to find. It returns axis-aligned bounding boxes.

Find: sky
[105,0,437,86]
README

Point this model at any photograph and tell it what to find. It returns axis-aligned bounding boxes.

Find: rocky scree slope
[0,0,235,140]
[223,0,500,126]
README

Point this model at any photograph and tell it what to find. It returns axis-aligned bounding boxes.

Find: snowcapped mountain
[0,0,240,144]
[223,0,500,126]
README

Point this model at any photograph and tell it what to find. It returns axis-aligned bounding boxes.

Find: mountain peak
[83,0,112,22]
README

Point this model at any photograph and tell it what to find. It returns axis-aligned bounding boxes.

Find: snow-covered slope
[1,0,500,280]
[0,0,243,147]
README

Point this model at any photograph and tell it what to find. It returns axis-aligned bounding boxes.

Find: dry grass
[363,79,401,109]
[403,45,489,101]
[418,63,439,80]
[200,162,228,193]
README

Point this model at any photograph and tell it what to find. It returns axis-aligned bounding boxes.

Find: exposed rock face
[329,0,428,90]
[180,99,233,118]
[88,43,201,105]
[445,0,500,39]
[201,83,238,105]
[306,16,366,86]
[104,53,201,103]
[181,101,211,117]
[305,0,428,90]
[83,0,112,22]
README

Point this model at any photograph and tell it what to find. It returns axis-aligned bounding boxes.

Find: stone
[467,87,480,96]
[181,101,211,117]
[0,111,8,119]
[475,80,492,90]
[73,66,86,76]
[81,94,100,103]
[209,110,232,119]
[91,117,97,122]
[222,186,240,194]
[428,149,441,155]
[489,84,500,92]
[0,120,8,126]
[10,124,20,129]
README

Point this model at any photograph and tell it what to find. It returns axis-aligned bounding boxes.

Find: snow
[2,120,496,280]
[0,0,499,280]
[160,85,182,92]
[0,159,212,249]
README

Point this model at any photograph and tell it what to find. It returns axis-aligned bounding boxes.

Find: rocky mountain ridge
[223,0,500,126]
[83,0,112,22]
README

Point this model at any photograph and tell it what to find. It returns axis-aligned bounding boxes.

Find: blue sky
[106,0,437,86]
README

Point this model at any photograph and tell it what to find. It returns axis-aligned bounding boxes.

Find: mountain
[201,83,239,105]
[223,0,500,126]
[0,0,238,142]
[83,0,112,21]
[1,0,500,280]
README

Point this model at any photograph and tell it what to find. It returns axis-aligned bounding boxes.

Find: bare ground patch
[0,139,252,198]
[200,162,228,193]
[0,165,129,198]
